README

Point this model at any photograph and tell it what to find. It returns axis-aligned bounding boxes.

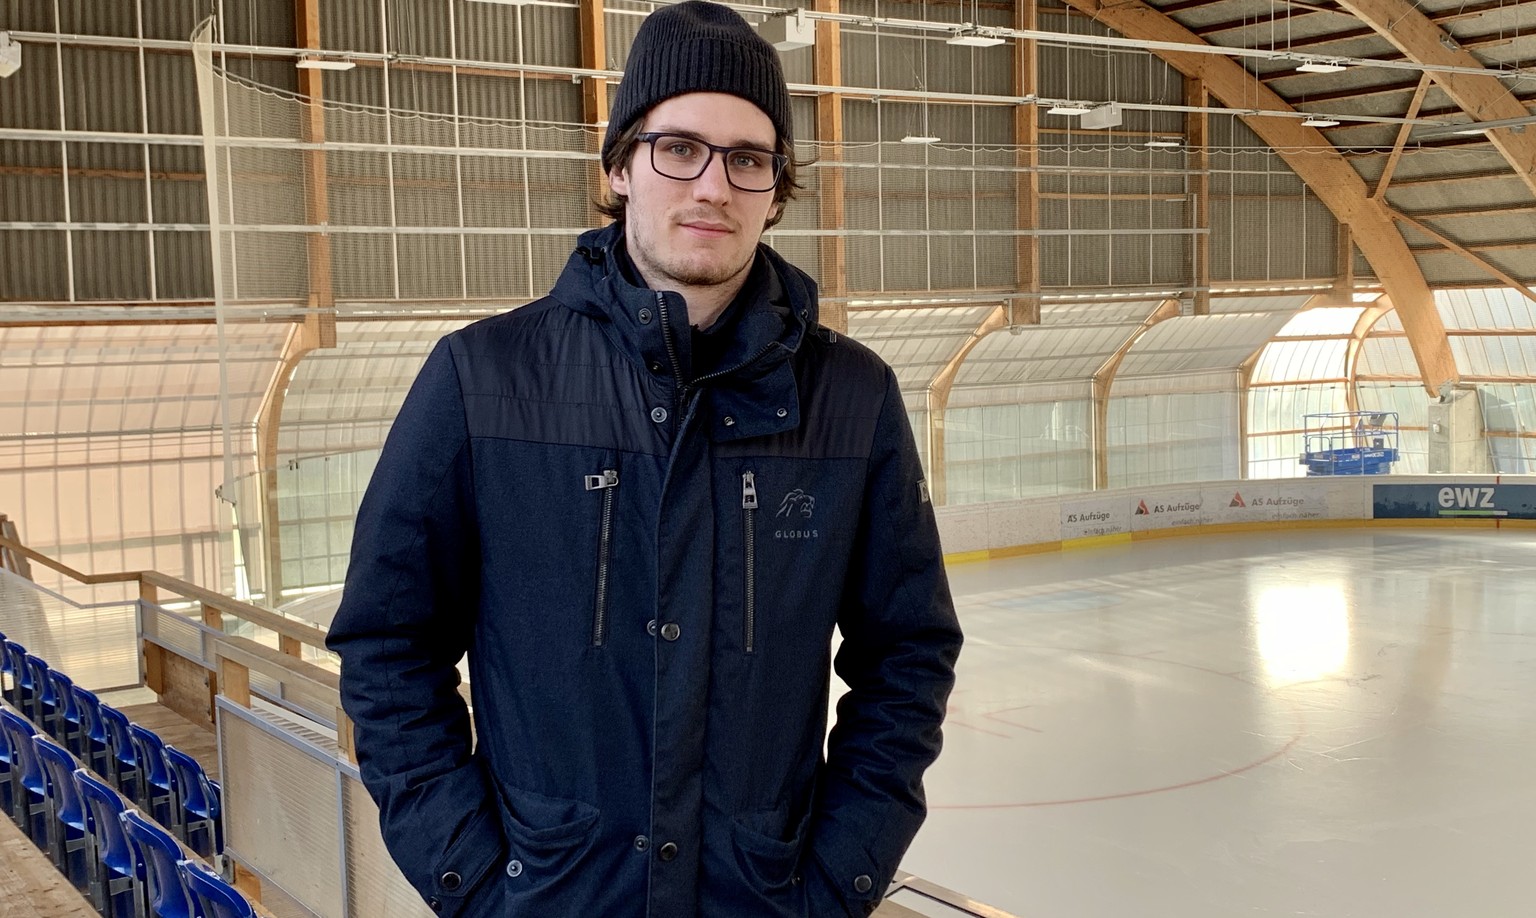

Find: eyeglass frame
[633,132,788,193]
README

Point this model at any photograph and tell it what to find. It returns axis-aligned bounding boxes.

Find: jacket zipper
[655,292,687,408]
[584,469,620,646]
[656,290,779,406]
[741,471,758,654]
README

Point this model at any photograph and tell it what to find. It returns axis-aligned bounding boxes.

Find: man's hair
[596,119,807,231]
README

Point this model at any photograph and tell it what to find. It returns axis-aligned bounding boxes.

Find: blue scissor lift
[1300,411,1401,475]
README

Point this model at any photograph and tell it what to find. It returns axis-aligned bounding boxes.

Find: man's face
[608,93,781,295]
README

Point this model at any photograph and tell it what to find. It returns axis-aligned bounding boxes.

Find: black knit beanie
[601,1,792,169]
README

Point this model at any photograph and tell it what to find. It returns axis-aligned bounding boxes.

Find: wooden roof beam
[1390,207,1536,302]
[1334,0,1536,199]
[1056,0,1456,395]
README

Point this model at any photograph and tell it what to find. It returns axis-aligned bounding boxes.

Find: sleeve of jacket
[325,338,506,917]
[806,366,963,917]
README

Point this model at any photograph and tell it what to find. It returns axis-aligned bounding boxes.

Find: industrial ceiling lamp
[1301,116,1340,127]
[1415,112,1536,139]
[1145,137,1182,148]
[947,0,1005,47]
[1296,59,1347,74]
[947,28,1005,47]
[1046,103,1093,116]
[296,56,356,71]
[0,32,21,78]
[758,9,815,52]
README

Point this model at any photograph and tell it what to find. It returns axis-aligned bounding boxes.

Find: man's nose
[692,152,732,203]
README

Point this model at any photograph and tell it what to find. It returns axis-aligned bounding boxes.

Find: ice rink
[903,527,1536,918]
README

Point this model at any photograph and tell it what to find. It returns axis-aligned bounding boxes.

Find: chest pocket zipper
[742,471,758,654]
[585,469,619,646]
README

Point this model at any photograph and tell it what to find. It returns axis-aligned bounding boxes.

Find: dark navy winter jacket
[326,223,962,917]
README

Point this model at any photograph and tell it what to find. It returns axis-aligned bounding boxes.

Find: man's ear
[609,164,631,198]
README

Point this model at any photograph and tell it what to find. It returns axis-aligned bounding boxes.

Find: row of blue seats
[0,630,254,917]
[2,705,254,917]
[1,634,221,855]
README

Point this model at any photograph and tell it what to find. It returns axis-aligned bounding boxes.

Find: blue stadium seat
[3,640,35,713]
[0,706,48,844]
[0,629,11,696]
[32,734,93,889]
[23,653,60,735]
[179,858,255,918]
[163,745,222,856]
[128,723,176,829]
[71,683,112,776]
[121,809,198,918]
[75,768,142,918]
[45,667,82,751]
[0,705,14,815]
[98,704,141,801]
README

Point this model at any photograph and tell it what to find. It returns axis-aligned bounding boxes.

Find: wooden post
[221,657,252,707]
[814,0,847,335]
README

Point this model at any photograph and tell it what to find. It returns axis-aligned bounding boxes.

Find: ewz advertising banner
[1373,483,1536,520]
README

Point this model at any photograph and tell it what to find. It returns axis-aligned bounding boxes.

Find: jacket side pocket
[428,804,508,917]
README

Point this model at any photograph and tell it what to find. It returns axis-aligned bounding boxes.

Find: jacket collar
[553,223,819,442]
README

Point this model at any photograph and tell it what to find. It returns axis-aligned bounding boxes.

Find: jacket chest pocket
[728,462,859,657]
[584,468,620,647]
[740,471,759,654]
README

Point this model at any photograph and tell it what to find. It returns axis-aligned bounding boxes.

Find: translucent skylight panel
[1436,288,1536,330]
[1251,339,1348,384]
[1275,307,1364,337]
[1357,336,1417,377]
[1450,334,1536,378]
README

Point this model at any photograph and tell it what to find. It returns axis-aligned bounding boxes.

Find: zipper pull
[742,471,758,510]
[584,469,619,491]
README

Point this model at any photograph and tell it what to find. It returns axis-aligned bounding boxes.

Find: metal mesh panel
[142,602,206,662]
[222,708,345,918]
[343,775,434,918]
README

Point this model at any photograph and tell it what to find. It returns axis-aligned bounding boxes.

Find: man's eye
[665,141,699,158]
[731,152,768,170]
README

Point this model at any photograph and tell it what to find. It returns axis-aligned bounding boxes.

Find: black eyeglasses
[635,132,787,193]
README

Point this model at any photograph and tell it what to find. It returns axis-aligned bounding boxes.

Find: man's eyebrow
[650,127,775,151]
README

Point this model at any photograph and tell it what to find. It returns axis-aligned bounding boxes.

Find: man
[326,3,961,916]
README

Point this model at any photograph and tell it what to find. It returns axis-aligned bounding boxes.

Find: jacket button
[650,406,668,423]
[427,897,442,912]
[649,361,664,374]
[439,871,462,891]
[854,874,873,894]
[776,407,788,418]
[722,416,735,427]
[506,859,523,878]
[660,623,681,642]
[638,307,653,324]
[633,835,650,851]
[646,619,657,635]
[658,841,678,861]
